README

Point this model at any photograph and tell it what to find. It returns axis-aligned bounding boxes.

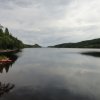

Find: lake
[0,48,100,100]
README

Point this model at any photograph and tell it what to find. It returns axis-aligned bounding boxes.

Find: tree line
[49,38,100,48]
[0,28,24,49]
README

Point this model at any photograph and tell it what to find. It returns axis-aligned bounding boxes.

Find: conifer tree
[5,28,9,35]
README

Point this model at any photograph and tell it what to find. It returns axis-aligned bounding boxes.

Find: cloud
[0,0,100,46]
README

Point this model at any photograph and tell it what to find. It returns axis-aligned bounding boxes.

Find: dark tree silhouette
[0,27,24,49]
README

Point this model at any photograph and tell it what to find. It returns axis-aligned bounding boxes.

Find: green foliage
[0,28,24,49]
[0,29,3,37]
[5,28,10,35]
[0,55,8,60]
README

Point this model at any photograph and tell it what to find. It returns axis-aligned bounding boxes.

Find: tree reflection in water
[81,52,100,58]
[0,54,18,73]
[0,82,15,97]
[0,54,19,97]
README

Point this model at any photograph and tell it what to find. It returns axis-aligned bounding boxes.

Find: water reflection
[0,48,100,100]
[0,53,20,98]
[81,52,100,57]
[5,86,92,100]
[0,54,18,73]
[0,82,14,97]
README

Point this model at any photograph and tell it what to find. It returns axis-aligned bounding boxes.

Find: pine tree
[0,29,3,35]
[5,28,10,35]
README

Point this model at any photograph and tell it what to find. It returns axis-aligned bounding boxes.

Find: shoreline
[0,56,12,64]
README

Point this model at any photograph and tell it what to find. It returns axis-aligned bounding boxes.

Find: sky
[0,0,100,46]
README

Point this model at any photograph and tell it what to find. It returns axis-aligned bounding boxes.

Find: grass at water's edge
[0,55,9,60]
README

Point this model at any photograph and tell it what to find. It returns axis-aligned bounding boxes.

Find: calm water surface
[0,48,100,100]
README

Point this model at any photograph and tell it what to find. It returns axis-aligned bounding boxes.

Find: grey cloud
[10,24,100,47]
[0,0,33,8]
[0,0,100,46]
[0,0,71,8]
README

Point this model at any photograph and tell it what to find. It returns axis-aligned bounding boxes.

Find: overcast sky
[0,0,100,46]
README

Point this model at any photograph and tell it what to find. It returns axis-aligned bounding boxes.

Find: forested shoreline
[0,27,24,49]
[49,38,100,48]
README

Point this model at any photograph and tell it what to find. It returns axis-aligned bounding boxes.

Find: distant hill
[24,44,41,48]
[0,27,24,49]
[49,38,100,48]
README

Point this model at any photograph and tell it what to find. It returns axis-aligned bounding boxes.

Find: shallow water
[0,48,100,100]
